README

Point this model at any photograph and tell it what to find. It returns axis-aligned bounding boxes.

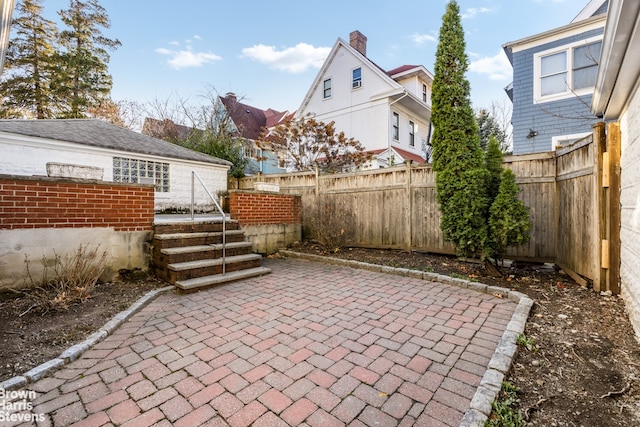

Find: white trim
[506,15,605,54]
[533,35,603,104]
[572,0,607,23]
[552,132,591,150]
[592,0,640,119]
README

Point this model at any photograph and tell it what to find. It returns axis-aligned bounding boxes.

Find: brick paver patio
[5,258,517,426]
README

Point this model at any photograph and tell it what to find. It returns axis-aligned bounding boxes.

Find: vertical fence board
[237,135,609,286]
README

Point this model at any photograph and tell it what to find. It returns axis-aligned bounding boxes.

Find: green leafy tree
[431,0,490,259]
[476,108,507,151]
[489,168,532,261]
[177,130,249,179]
[0,0,59,118]
[55,0,121,118]
[258,115,371,173]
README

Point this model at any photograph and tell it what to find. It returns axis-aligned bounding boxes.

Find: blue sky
[35,0,595,115]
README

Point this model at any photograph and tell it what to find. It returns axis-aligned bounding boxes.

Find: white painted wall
[619,82,640,339]
[0,134,229,211]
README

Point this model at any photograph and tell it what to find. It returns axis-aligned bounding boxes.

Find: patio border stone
[0,286,173,391]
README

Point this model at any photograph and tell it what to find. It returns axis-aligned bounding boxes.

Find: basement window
[113,157,169,192]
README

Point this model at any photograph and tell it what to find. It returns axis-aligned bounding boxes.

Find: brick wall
[229,191,301,226]
[0,175,154,231]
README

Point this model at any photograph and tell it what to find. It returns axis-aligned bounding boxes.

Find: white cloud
[469,50,512,81]
[241,43,330,73]
[411,33,437,45]
[155,47,221,69]
[462,7,491,19]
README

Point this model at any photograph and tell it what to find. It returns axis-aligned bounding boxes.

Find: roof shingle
[0,119,231,166]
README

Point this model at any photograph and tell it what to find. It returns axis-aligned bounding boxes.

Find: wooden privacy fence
[234,122,621,292]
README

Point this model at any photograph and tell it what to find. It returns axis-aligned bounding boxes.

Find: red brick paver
[9,258,516,426]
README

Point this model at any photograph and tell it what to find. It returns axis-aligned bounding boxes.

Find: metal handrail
[191,171,226,275]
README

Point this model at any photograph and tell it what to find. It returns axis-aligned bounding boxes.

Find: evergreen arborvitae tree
[485,136,504,202]
[431,1,490,259]
[55,0,121,118]
[0,0,59,118]
[489,168,532,261]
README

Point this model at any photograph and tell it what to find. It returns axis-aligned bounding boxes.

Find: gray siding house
[503,0,608,154]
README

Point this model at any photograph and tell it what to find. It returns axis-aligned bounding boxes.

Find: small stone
[531,360,541,367]
[558,314,568,320]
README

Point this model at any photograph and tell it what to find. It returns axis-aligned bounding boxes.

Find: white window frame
[392,112,399,141]
[323,78,332,99]
[533,36,603,104]
[352,67,362,89]
[551,132,591,150]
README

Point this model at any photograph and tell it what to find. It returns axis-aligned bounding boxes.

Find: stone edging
[0,285,174,391]
[278,250,534,427]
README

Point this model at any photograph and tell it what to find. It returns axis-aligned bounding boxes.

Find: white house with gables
[297,31,433,168]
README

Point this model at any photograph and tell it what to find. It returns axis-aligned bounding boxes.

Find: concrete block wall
[0,175,154,290]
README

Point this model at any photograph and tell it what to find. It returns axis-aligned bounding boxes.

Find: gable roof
[298,37,408,113]
[0,119,232,166]
[369,147,427,164]
[220,94,291,141]
[142,117,197,141]
[387,65,434,83]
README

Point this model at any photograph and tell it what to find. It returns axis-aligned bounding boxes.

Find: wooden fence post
[606,122,621,294]
[594,122,606,292]
[405,160,413,251]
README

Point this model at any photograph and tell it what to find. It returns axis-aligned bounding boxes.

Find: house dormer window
[534,37,602,103]
[422,84,427,103]
[352,67,362,89]
[392,112,399,141]
[323,78,332,99]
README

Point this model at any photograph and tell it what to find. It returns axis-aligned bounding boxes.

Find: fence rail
[234,123,621,292]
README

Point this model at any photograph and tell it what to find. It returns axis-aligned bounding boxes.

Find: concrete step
[153,230,246,248]
[161,241,253,256]
[154,219,239,235]
[168,253,262,272]
[167,253,263,282]
[175,267,272,292]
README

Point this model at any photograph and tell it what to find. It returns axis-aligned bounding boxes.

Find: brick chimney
[349,30,367,56]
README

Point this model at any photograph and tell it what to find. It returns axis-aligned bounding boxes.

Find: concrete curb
[1,285,174,391]
[278,250,534,427]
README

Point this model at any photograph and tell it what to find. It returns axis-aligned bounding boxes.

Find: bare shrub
[304,196,356,250]
[22,244,109,314]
